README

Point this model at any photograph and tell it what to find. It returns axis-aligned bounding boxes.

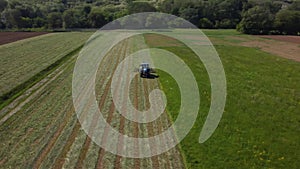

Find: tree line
[0,0,299,35]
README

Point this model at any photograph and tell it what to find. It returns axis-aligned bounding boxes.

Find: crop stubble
[0,34,185,168]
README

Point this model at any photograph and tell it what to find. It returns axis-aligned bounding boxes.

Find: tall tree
[63,9,80,28]
[88,7,107,28]
[0,0,8,12]
[47,12,63,29]
[237,5,275,34]
[275,9,300,35]
[2,8,22,28]
[215,0,245,28]
[288,1,300,11]
[128,1,156,14]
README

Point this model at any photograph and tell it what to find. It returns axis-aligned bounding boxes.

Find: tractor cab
[139,63,151,78]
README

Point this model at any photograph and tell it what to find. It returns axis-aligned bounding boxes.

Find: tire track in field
[32,107,74,168]
[0,55,77,168]
[152,80,182,169]
[76,40,128,168]
[133,75,141,168]
[95,41,129,168]
[1,74,74,168]
[53,44,120,169]
[52,119,81,169]
[95,98,116,168]
[0,65,64,126]
[143,78,184,169]
[115,41,145,169]
[8,57,77,168]
[142,34,186,169]
[53,40,126,168]
[161,111,184,169]
[114,42,132,169]
[0,52,78,125]
[29,34,184,168]
[148,81,171,169]
[52,89,96,169]
[141,79,160,168]
[8,53,79,168]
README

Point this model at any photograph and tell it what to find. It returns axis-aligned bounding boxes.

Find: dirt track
[0,32,48,45]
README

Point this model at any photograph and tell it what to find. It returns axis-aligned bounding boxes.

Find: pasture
[148,30,300,168]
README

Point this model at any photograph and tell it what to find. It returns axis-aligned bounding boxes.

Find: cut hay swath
[0,33,185,168]
[0,32,92,100]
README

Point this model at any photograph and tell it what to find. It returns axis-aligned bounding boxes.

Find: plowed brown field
[0,32,48,45]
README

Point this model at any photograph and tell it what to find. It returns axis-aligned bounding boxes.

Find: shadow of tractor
[141,73,159,79]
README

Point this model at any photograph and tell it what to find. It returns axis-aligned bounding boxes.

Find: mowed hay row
[54,38,130,169]
[0,33,185,168]
[65,34,184,168]
[79,39,130,169]
[111,35,185,168]
[0,32,92,97]
[0,57,76,168]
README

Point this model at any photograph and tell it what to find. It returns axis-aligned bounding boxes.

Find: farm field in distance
[0,32,49,45]
[0,32,92,109]
[0,29,299,168]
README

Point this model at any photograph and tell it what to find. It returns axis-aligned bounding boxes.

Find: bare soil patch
[209,35,300,62]
[259,35,300,44]
[0,32,48,45]
[240,39,300,62]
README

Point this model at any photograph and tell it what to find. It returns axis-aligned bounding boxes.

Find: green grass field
[144,30,300,168]
[0,30,299,168]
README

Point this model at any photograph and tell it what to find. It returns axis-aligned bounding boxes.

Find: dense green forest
[0,0,299,35]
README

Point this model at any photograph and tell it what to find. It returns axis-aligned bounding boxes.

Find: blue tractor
[139,63,155,78]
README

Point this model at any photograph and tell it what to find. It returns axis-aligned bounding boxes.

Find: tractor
[138,63,155,78]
